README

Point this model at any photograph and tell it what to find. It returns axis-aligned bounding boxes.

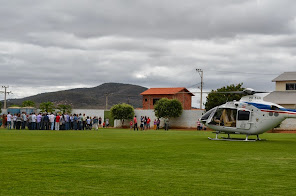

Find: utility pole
[196,69,203,109]
[1,86,12,109]
[105,93,113,110]
[105,93,109,110]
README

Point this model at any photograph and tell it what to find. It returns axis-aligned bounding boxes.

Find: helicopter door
[236,109,251,129]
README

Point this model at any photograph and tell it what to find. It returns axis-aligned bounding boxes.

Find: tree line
[7,100,72,114]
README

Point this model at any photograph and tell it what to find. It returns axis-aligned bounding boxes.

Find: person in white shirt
[22,112,27,129]
[31,113,37,130]
[7,112,12,129]
[49,113,55,130]
[13,114,17,129]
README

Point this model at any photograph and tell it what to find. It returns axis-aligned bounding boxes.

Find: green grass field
[0,129,295,196]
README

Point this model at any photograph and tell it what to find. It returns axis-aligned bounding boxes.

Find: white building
[264,72,296,109]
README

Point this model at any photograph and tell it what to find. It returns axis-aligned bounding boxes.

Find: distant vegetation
[110,103,134,127]
[57,104,72,114]
[22,100,35,107]
[154,98,183,119]
[205,83,245,111]
[39,102,55,113]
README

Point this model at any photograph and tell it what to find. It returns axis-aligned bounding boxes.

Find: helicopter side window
[238,110,250,121]
[271,105,280,110]
[209,108,237,127]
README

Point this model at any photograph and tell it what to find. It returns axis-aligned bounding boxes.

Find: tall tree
[154,98,183,119]
[110,103,134,127]
[205,83,245,111]
[39,102,55,113]
[22,100,36,107]
[57,104,72,114]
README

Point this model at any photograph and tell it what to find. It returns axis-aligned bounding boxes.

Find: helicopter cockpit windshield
[201,107,216,122]
[209,108,237,127]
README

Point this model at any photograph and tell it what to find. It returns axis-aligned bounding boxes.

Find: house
[264,72,296,109]
[140,87,194,110]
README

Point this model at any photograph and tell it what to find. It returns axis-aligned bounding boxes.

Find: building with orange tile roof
[140,87,194,110]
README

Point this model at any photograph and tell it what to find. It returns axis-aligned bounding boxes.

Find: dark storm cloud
[1,0,296,107]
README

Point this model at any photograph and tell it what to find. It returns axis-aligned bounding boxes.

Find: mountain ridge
[6,83,148,109]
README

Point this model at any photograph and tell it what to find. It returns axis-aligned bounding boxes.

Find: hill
[7,83,148,109]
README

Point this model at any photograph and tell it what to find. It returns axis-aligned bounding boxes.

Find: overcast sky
[1,0,296,107]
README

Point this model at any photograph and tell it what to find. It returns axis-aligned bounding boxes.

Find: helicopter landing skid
[208,133,266,142]
[208,137,257,142]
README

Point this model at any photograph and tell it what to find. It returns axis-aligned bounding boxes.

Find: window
[286,83,296,90]
[201,107,216,121]
[238,110,250,121]
[271,105,280,110]
[145,99,148,102]
[153,99,160,105]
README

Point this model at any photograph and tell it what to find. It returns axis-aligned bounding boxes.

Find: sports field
[0,129,295,195]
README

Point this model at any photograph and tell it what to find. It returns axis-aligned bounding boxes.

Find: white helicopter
[201,88,296,141]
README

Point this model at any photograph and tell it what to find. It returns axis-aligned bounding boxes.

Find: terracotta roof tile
[141,87,194,96]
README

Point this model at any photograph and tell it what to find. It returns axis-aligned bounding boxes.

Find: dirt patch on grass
[268,129,296,133]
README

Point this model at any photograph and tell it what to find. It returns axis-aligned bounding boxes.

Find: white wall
[279,119,296,129]
[114,109,205,128]
[0,109,7,115]
[71,109,104,119]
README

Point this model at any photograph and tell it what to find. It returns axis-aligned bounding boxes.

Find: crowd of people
[1,112,205,131]
[1,112,109,130]
[131,116,166,131]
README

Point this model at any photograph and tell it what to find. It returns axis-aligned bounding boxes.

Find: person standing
[144,116,147,130]
[61,114,65,130]
[36,113,42,130]
[82,114,87,130]
[130,120,133,130]
[140,116,144,131]
[133,116,138,131]
[164,118,169,131]
[78,114,82,130]
[106,118,109,128]
[31,113,37,130]
[55,114,61,130]
[70,114,74,130]
[22,112,27,129]
[93,116,98,130]
[147,117,151,130]
[65,114,70,130]
[49,113,55,130]
[28,113,33,130]
[153,119,157,130]
[197,119,202,130]
[156,118,160,130]
[43,114,49,130]
[86,116,91,130]
[98,117,102,128]
[7,112,12,129]
[16,113,22,130]
[73,114,78,130]
[13,114,17,129]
